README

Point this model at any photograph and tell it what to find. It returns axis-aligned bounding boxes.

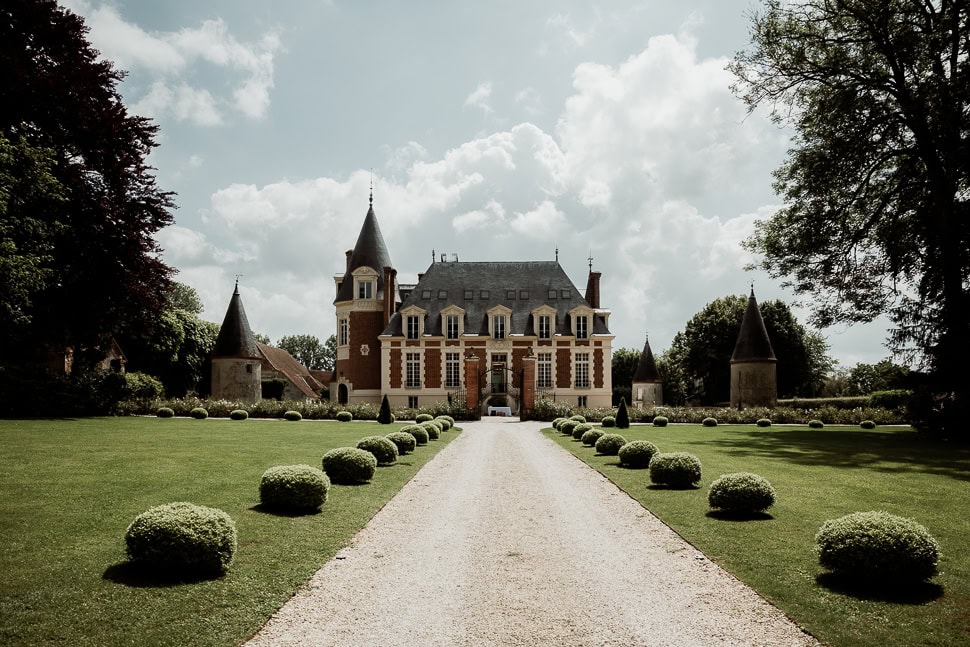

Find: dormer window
[441,305,465,340]
[406,315,421,340]
[538,315,551,339]
[568,306,593,339]
[493,314,506,339]
[400,305,427,340]
[532,304,557,340]
[446,315,460,339]
[358,281,373,299]
[576,315,589,339]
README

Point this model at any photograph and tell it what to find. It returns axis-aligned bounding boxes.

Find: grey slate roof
[333,202,394,304]
[381,260,610,337]
[212,283,261,359]
[633,334,660,382]
[731,289,777,362]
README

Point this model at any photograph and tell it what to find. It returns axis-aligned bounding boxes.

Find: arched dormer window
[440,305,465,340]
[487,305,512,340]
[568,305,593,339]
[352,267,379,301]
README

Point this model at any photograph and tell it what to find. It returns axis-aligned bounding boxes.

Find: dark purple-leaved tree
[0,0,174,367]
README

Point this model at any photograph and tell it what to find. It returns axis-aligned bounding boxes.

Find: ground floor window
[537,352,552,389]
[575,352,590,388]
[445,352,461,388]
[408,395,418,408]
[577,395,587,408]
[406,352,421,388]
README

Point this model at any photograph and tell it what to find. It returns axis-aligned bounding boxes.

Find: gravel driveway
[245,418,819,646]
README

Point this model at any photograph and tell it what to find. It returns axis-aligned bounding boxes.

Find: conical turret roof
[212,281,261,358]
[633,333,660,382]
[731,289,776,362]
[334,195,394,304]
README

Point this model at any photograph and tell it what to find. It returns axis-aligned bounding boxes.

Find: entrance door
[338,383,349,404]
[491,354,507,393]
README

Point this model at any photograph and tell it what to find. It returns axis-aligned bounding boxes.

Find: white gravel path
[244,418,819,646]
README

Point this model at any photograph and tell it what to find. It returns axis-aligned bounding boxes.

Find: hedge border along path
[245,419,817,646]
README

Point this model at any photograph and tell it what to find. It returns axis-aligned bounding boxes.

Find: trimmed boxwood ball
[569,414,586,423]
[356,436,399,465]
[229,409,248,421]
[860,420,876,429]
[815,511,940,582]
[283,410,302,421]
[335,410,353,422]
[708,473,776,512]
[618,440,659,469]
[702,417,718,427]
[559,420,579,436]
[125,502,236,574]
[420,421,441,440]
[581,428,605,447]
[809,419,824,428]
[572,423,593,440]
[400,424,429,446]
[551,417,566,430]
[434,416,453,431]
[652,415,669,427]
[156,407,174,418]
[415,413,433,423]
[190,407,208,419]
[385,431,416,455]
[595,433,628,456]
[321,447,377,484]
[259,464,330,512]
[601,416,616,428]
[649,452,702,488]
[756,418,772,427]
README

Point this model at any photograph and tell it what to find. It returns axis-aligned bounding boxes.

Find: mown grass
[0,417,459,646]
[547,423,970,647]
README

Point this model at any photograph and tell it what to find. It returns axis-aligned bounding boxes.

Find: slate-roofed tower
[730,288,777,408]
[632,332,663,408]
[332,189,398,405]
[211,280,262,401]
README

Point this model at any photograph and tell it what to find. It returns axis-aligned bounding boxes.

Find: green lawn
[547,423,970,647]
[0,417,459,647]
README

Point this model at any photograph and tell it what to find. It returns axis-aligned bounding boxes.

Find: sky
[62,0,895,368]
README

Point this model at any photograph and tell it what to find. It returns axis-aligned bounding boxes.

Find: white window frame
[446,314,460,340]
[538,315,551,339]
[537,352,552,389]
[445,352,461,388]
[576,315,589,340]
[575,352,590,388]
[357,280,373,300]
[406,352,421,388]
[493,314,506,340]
[339,318,348,346]
[406,315,421,340]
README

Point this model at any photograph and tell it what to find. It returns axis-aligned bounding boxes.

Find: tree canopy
[1,0,174,366]
[668,295,833,404]
[730,1,969,409]
[276,334,335,371]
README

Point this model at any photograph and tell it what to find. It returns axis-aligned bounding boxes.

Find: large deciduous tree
[730,1,969,420]
[1,0,174,366]
[277,334,332,371]
[610,347,641,406]
[668,295,833,404]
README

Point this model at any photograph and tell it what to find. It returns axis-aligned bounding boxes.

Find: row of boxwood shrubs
[550,416,940,586]
[123,415,457,577]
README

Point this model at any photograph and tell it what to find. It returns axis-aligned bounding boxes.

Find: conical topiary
[378,394,392,424]
[616,397,630,429]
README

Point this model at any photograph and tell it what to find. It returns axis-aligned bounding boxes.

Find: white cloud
[66,2,281,124]
[464,82,494,114]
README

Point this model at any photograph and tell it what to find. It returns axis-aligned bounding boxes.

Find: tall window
[339,318,348,346]
[445,352,461,388]
[446,314,460,340]
[408,396,418,408]
[575,352,590,388]
[406,352,421,388]
[538,315,551,339]
[357,281,372,299]
[576,315,589,339]
[577,395,588,408]
[406,315,420,340]
[493,315,506,339]
[537,352,552,388]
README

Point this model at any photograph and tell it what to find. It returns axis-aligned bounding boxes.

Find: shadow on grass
[705,509,775,521]
[103,561,225,587]
[815,572,944,604]
[646,483,700,491]
[694,429,970,481]
[248,503,323,517]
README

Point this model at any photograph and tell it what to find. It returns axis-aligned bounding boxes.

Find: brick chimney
[585,271,601,308]
[345,249,353,273]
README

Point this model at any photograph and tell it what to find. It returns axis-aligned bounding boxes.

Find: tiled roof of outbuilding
[731,289,777,362]
[256,342,322,399]
[382,261,610,337]
[212,282,261,359]
[334,200,394,304]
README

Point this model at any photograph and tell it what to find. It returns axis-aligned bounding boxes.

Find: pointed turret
[632,332,662,407]
[730,288,777,408]
[334,190,394,304]
[211,280,262,401]
[731,288,777,362]
[213,280,260,358]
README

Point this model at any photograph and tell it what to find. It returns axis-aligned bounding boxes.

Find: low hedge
[189,407,208,419]
[259,464,330,512]
[708,472,776,513]
[595,433,628,456]
[125,502,237,575]
[156,407,175,418]
[283,410,302,421]
[356,436,399,466]
[321,447,377,484]
[229,409,249,421]
[649,452,702,489]
[385,431,417,455]
[399,424,430,446]
[618,440,659,469]
[581,428,605,447]
[571,423,593,440]
[335,410,353,422]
